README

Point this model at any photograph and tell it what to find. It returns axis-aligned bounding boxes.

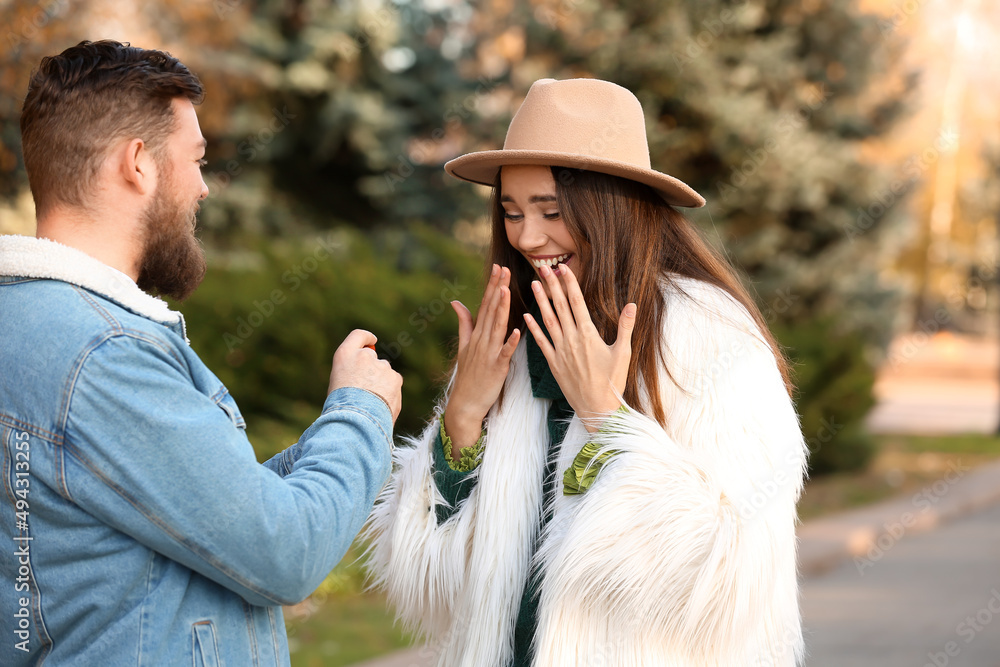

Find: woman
[364,78,807,666]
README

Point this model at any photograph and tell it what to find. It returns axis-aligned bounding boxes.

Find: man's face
[136,98,209,301]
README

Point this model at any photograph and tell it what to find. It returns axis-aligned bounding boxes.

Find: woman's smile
[527,252,575,275]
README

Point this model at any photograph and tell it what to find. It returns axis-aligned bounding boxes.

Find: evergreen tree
[0,0,921,472]
[193,0,493,239]
[443,0,918,472]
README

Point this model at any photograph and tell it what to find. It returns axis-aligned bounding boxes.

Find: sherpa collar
[0,234,182,326]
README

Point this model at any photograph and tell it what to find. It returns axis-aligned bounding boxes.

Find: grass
[796,432,1000,520]
[247,418,1000,666]
[244,421,413,667]
[286,593,410,667]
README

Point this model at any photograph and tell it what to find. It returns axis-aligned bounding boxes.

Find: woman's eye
[197,159,208,168]
[503,211,523,221]
[543,211,561,220]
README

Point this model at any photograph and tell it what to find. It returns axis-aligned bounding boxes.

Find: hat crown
[442,77,705,208]
[502,78,652,170]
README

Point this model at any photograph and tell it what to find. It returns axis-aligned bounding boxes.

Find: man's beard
[136,177,207,302]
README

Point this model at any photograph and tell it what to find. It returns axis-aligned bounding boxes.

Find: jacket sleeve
[533,285,808,665]
[61,334,393,607]
[260,440,300,477]
[362,403,483,639]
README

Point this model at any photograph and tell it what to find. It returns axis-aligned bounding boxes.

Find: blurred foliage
[798,432,1000,521]
[774,318,877,474]
[0,0,924,474]
[176,224,483,441]
[221,0,918,474]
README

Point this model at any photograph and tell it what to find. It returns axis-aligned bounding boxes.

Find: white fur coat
[364,276,808,666]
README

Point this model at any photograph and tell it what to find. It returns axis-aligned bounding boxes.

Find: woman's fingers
[613,302,637,365]
[491,284,512,346]
[555,263,594,332]
[531,280,564,346]
[500,327,521,361]
[538,265,575,331]
[451,300,473,348]
[475,266,507,340]
[474,264,501,325]
[523,312,555,361]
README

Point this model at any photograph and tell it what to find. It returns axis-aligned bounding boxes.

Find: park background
[1,0,999,664]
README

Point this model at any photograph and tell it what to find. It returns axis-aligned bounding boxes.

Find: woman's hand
[443,264,521,455]
[524,264,636,433]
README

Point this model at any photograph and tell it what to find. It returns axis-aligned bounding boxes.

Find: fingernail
[539,265,549,276]
[492,264,499,276]
[625,303,636,317]
[532,281,541,291]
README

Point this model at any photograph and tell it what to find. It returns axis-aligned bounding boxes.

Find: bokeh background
[2,0,999,664]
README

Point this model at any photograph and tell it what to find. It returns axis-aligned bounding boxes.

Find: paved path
[866,332,999,435]
[802,501,1000,666]
[358,463,1000,667]
[867,376,999,434]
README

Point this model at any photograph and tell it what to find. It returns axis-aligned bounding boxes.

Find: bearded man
[0,40,402,666]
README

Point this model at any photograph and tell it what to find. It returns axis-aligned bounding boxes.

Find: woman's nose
[518,215,548,250]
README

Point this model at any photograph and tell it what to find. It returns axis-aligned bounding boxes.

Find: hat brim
[444,149,706,208]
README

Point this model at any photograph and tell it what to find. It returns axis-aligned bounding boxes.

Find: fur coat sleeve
[364,276,808,667]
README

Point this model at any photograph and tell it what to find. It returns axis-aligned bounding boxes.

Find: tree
[0,0,921,473]
[440,0,919,473]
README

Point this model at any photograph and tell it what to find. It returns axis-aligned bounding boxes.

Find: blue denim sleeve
[261,439,301,477]
[61,334,392,606]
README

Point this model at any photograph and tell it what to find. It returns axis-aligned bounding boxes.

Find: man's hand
[329,329,403,424]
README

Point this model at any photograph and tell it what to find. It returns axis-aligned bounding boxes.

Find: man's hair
[20,40,204,215]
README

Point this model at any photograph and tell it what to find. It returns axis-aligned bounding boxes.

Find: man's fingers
[342,328,377,350]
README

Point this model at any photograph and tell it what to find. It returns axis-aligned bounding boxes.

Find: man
[0,40,402,665]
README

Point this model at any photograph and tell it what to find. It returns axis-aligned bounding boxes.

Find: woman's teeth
[531,253,570,268]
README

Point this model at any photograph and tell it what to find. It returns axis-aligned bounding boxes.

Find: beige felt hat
[444,78,705,208]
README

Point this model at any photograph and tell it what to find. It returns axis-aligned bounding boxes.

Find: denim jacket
[0,235,393,666]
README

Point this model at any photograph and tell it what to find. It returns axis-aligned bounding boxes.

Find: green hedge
[775,318,877,475]
[178,225,483,455]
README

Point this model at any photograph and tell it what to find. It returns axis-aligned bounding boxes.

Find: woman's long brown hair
[486,167,793,427]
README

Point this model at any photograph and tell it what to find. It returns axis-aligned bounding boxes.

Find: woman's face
[501,164,582,299]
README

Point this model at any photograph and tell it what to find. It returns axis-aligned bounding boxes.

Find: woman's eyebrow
[500,194,558,203]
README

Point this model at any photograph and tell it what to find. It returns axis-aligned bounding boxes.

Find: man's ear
[119,138,156,196]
